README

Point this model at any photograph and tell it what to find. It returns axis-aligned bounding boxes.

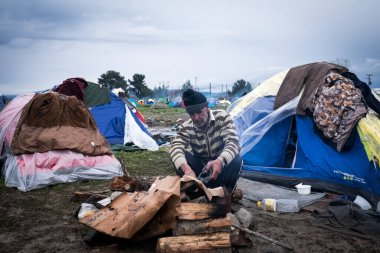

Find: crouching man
[170,89,242,193]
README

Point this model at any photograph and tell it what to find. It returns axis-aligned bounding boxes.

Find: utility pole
[209,83,212,98]
[367,74,373,85]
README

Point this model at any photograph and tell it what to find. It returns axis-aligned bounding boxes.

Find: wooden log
[157,232,231,253]
[173,217,231,236]
[178,202,227,220]
[212,187,231,213]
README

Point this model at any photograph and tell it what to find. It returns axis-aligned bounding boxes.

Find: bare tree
[332,58,351,69]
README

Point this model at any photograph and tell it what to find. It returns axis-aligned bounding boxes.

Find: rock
[235,208,253,228]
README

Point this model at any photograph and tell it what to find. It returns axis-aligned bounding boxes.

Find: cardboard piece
[181,175,225,201]
[79,176,181,239]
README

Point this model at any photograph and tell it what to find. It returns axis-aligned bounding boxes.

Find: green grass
[138,105,186,115]
[114,146,176,177]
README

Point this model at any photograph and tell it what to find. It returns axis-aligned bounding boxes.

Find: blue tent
[228,69,380,205]
[89,93,158,151]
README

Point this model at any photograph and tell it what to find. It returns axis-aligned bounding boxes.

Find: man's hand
[180,163,196,178]
[205,159,223,181]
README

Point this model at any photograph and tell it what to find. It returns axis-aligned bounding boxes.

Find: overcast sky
[1,0,380,95]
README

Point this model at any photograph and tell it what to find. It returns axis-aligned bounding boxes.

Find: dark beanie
[182,89,208,113]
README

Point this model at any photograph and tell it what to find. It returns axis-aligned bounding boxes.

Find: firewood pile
[157,179,250,253]
[75,175,253,252]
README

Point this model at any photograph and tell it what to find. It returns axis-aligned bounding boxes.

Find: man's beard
[194,112,209,128]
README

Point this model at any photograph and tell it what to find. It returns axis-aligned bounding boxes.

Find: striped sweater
[170,109,240,170]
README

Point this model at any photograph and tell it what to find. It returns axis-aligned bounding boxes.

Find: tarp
[357,113,380,162]
[84,82,111,107]
[237,177,325,208]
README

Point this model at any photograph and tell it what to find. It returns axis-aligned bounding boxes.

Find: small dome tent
[228,62,380,205]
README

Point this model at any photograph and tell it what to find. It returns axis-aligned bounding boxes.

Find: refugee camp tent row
[228,62,380,206]
[169,96,182,107]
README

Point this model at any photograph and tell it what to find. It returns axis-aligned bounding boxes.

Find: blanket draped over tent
[228,62,380,206]
[11,92,111,156]
[310,72,368,151]
[52,77,88,102]
[274,61,348,114]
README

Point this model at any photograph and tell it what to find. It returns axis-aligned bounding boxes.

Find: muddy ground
[1,110,380,252]
[1,179,379,253]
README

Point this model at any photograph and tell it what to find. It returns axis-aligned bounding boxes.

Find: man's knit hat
[182,89,208,114]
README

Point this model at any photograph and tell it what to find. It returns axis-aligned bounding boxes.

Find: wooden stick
[232,225,293,250]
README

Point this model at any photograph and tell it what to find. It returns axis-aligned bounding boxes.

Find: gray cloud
[1,0,380,94]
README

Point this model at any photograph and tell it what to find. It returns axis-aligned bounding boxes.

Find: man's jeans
[176,151,242,193]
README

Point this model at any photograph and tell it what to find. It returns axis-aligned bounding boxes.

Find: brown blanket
[274,62,348,114]
[12,92,111,156]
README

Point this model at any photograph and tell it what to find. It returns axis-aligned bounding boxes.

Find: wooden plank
[178,202,227,220]
[173,217,231,236]
[157,232,231,253]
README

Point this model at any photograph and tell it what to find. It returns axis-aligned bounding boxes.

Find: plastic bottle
[257,199,300,213]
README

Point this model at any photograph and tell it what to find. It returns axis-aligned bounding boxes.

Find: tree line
[98,70,253,100]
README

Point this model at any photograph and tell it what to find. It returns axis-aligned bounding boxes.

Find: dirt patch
[1,180,379,253]
[233,200,380,253]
